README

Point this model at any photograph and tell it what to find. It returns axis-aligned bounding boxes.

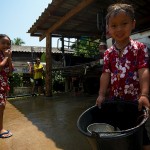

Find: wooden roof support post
[45,34,52,96]
[61,37,66,67]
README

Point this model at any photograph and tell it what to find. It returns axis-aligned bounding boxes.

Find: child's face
[107,11,136,43]
[0,37,11,51]
[36,59,40,65]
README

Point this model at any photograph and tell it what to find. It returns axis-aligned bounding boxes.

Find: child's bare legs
[32,84,35,95]
[32,84,38,96]
[143,145,150,150]
[0,104,5,132]
[38,86,42,96]
[0,103,12,137]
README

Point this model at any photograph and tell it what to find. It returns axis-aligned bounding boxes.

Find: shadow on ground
[8,93,97,150]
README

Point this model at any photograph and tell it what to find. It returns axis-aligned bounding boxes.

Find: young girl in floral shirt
[96,3,150,149]
[0,34,13,138]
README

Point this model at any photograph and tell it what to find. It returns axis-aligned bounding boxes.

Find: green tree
[12,37,25,45]
[71,37,99,58]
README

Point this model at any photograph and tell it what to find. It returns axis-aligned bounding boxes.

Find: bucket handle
[92,130,126,138]
[144,107,149,117]
[92,130,127,135]
[136,108,149,124]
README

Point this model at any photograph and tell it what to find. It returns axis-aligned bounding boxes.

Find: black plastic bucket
[77,100,149,150]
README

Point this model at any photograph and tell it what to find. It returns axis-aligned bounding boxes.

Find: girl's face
[107,11,136,44]
[0,36,11,51]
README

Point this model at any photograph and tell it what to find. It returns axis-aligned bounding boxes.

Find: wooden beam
[45,14,97,25]
[40,0,95,41]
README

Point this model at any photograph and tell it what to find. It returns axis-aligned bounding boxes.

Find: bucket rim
[77,105,149,138]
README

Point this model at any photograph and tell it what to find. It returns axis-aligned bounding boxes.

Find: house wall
[12,52,42,62]
[107,30,150,48]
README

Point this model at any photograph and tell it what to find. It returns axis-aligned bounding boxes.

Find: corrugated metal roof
[27,0,150,40]
[11,45,74,54]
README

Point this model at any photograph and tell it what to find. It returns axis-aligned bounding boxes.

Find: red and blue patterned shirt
[103,39,149,101]
[0,51,10,93]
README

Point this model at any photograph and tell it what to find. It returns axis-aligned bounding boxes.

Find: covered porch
[27,0,150,96]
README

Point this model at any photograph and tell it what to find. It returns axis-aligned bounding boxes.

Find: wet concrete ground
[1,93,150,150]
[0,93,97,150]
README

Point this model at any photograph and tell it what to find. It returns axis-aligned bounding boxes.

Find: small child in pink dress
[0,34,13,138]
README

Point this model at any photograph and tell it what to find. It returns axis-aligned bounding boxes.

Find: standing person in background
[96,3,150,149]
[31,57,44,96]
[0,34,13,138]
[72,76,80,96]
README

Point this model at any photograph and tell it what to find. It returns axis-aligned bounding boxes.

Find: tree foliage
[12,37,25,45]
[71,37,99,58]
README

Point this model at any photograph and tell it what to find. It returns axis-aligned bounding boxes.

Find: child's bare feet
[0,129,13,138]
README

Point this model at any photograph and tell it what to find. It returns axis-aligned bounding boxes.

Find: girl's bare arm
[0,57,9,70]
[96,72,110,106]
[138,68,150,109]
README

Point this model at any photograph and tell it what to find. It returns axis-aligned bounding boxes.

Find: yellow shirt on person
[33,63,43,79]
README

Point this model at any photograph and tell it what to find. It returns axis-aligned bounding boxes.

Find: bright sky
[0,0,59,47]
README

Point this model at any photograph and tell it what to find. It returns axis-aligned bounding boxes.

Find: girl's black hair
[0,34,11,45]
[106,3,135,25]
[35,57,40,62]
